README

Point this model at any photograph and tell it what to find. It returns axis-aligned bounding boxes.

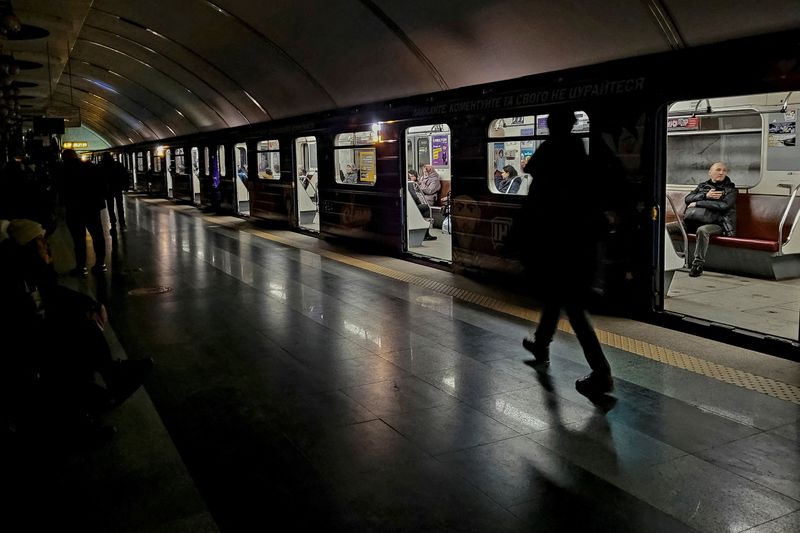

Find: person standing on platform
[60,149,107,276]
[100,153,128,233]
[520,109,614,397]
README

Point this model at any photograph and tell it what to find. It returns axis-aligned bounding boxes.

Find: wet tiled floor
[6,196,799,532]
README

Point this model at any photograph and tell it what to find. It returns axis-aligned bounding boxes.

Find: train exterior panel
[101,30,800,356]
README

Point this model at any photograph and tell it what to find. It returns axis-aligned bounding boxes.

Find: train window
[487,112,589,195]
[136,152,144,172]
[204,147,210,176]
[406,123,451,175]
[334,130,377,185]
[667,103,763,188]
[256,139,280,180]
[153,154,162,173]
[175,148,186,174]
[217,145,226,177]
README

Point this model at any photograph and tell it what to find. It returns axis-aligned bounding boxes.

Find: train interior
[296,136,319,232]
[663,90,800,342]
[406,124,452,262]
[234,142,250,216]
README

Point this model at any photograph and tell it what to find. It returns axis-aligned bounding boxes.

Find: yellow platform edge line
[231,223,800,405]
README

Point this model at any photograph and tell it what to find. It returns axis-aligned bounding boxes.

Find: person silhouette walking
[520,109,613,396]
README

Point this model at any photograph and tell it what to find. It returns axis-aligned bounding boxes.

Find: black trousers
[534,294,611,375]
[66,209,106,268]
[107,191,125,228]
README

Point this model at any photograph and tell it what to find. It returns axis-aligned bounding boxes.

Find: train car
[109,29,800,356]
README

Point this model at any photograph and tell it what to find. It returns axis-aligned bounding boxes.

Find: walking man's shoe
[522,337,550,365]
[575,372,614,397]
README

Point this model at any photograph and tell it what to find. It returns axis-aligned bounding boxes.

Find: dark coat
[684,176,737,236]
[522,135,605,296]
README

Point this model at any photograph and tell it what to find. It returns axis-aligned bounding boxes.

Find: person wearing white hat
[0,219,152,441]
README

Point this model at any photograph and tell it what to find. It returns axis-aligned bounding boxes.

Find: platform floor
[5,195,799,532]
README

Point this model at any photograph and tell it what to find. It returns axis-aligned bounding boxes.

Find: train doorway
[190,147,201,205]
[295,136,319,232]
[165,148,173,198]
[234,142,250,215]
[662,92,800,342]
[405,124,452,262]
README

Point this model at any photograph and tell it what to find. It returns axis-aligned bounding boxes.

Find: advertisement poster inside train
[493,143,505,171]
[356,148,376,183]
[432,135,449,166]
[768,110,796,148]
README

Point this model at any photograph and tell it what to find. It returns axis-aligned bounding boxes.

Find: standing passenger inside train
[681,162,737,277]
[520,109,613,397]
[419,164,441,206]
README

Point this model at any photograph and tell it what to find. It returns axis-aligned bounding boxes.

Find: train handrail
[666,193,689,268]
[301,176,319,207]
[777,183,800,249]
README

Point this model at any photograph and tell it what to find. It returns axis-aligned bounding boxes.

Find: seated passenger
[419,164,441,205]
[341,164,358,184]
[408,170,436,241]
[495,165,521,194]
[259,167,273,179]
[237,166,248,182]
[671,161,737,277]
[0,219,153,439]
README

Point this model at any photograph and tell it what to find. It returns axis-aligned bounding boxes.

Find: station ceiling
[6,0,800,146]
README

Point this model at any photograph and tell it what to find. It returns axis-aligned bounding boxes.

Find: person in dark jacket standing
[520,109,613,397]
[682,162,737,277]
[100,153,128,233]
[61,150,107,276]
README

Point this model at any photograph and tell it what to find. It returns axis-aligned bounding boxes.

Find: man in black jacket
[100,153,128,233]
[683,162,737,277]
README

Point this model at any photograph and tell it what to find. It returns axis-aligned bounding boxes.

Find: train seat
[406,186,430,247]
[436,180,451,207]
[431,180,452,228]
[666,190,800,279]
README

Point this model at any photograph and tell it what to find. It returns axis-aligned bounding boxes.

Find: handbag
[683,206,718,226]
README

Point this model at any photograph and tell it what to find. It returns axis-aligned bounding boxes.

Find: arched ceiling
[6,0,800,146]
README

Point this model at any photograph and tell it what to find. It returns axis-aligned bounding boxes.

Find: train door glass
[234,142,250,215]
[135,152,144,189]
[294,136,319,232]
[663,92,800,342]
[404,124,452,262]
[191,147,201,205]
[165,149,173,198]
[256,140,280,179]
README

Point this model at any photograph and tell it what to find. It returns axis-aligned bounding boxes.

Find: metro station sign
[63,141,89,149]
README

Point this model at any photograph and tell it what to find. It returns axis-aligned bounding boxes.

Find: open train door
[294,136,319,232]
[404,124,452,262]
[190,147,201,205]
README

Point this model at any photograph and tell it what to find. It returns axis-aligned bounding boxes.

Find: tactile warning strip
[225,222,800,405]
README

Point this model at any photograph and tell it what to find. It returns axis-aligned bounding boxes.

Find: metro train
[97,29,800,356]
